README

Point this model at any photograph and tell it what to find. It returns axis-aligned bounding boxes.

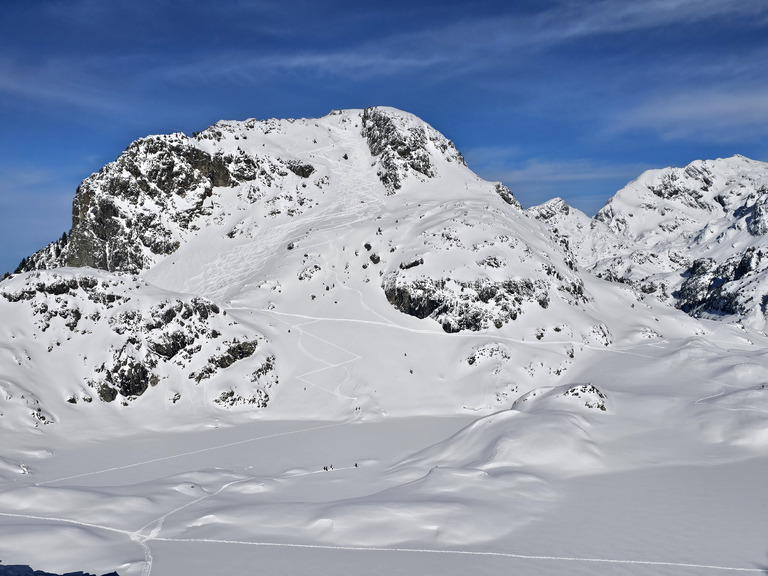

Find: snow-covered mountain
[2,107,648,424]
[528,155,768,330]
[2,109,768,576]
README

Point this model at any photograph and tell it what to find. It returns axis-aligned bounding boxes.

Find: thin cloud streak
[0,165,77,273]
[463,146,524,170]
[488,158,650,184]
[0,56,139,114]
[612,89,768,142]
[1,0,766,263]
[543,0,768,41]
[156,51,452,85]
[2,0,765,116]
[472,156,652,214]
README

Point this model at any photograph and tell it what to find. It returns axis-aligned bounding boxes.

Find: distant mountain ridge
[527,154,768,330]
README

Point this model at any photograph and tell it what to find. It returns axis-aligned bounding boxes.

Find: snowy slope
[0,268,278,431]
[525,197,620,270]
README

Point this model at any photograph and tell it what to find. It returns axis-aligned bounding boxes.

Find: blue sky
[2,0,768,274]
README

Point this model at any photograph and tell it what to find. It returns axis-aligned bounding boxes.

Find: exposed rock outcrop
[15,134,319,275]
[383,272,586,333]
[361,107,465,194]
[0,270,274,408]
[677,247,768,317]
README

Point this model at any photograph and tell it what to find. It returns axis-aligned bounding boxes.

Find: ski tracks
[271,314,361,402]
[37,419,359,487]
[19,418,360,575]
[2,509,762,574]
[184,125,384,302]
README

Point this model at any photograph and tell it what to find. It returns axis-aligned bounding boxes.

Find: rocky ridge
[16,133,318,274]
[528,155,768,329]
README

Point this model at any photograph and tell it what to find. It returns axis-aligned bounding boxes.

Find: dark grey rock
[15,132,318,275]
[0,563,118,576]
[677,247,767,316]
[382,272,583,332]
[361,107,463,194]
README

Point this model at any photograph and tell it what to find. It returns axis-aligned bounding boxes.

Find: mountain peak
[14,108,483,278]
[361,106,466,193]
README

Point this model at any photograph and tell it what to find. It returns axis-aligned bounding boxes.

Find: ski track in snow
[35,418,359,487]
[289,318,361,401]
[13,418,360,576]
[132,477,259,576]
[47,303,758,575]
[694,380,768,415]
[37,304,368,487]
[182,125,384,302]
[271,305,768,430]
[0,507,761,576]
[260,309,684,361]
[145,539,768,574]
[21,288,372,575]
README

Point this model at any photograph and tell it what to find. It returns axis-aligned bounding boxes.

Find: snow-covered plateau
[1,107,767,575]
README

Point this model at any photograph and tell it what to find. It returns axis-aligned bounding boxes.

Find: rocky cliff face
[17,107,471,276]
[2,106,720,426]
[677,247,768,318]
[16,133,317,275]
[361,107,466,194]
[4,107,547,424]
[377,190,593,337]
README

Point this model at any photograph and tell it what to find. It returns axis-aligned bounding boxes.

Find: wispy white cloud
[0,165,74,210]
[610,88,768,142]
[539,0,768,42]
[350,0,768,65]
[463,146,524,170]
[0,56,139,113]
[470,155,651,214]
[156,50,452,85]
[484,158,650,187]
[0,165,74,272]
[3,0,765,115]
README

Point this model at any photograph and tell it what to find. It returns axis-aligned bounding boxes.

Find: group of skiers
[322,463,358,471]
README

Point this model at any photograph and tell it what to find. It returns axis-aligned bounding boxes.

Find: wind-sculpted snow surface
[0,564,118,576]
[396,396,604,476]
